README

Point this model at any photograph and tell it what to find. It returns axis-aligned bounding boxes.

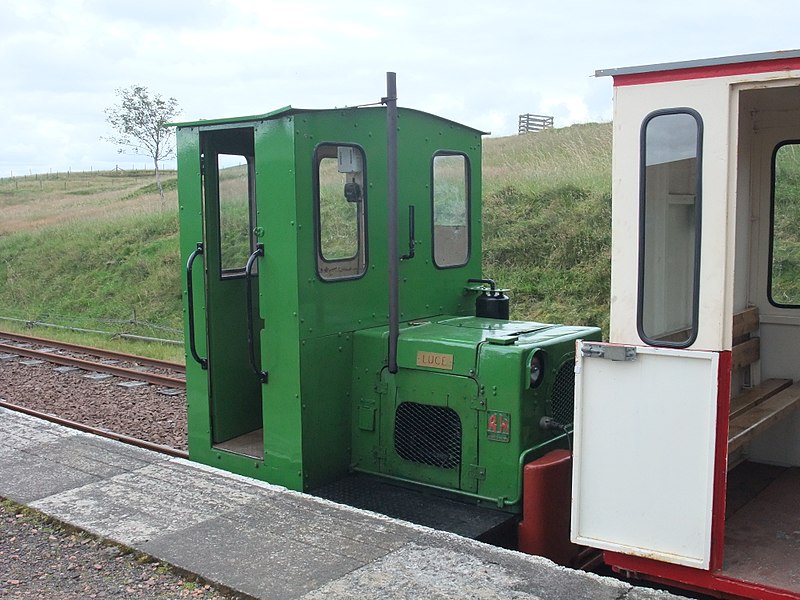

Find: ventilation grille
[551,361,576,426]
[394,402,462,469]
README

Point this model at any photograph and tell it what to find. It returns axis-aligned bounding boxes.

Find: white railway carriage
[572,51,800,599]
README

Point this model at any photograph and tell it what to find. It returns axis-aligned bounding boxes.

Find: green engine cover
[351,316,602,509]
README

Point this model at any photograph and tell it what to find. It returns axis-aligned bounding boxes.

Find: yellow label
[416,351,454,370]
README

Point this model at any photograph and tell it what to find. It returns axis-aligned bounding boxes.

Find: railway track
[0,331,185,389]
[0,399,189,459]
[0,330,189,453]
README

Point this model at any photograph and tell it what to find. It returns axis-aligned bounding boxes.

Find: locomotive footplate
[310,473,518,547]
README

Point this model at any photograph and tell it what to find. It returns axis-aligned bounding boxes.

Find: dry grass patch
[0,170,176,234]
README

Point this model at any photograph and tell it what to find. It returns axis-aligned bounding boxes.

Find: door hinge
[582,343,636,361]
[468,464,486,481]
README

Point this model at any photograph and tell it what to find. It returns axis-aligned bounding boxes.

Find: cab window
[638,109,703,347]
[314,144,367,281]
[218,153,255,276]
[769,141,800,306]
[432,152,470,268]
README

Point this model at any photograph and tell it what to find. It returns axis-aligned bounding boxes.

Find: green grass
[0,125,614,359]
[481,123,612,333]
[0,210,181,325]
[0,167,184,359]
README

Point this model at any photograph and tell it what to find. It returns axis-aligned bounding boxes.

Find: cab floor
[723,463,800,593]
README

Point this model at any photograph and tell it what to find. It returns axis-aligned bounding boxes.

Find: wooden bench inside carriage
[728,306,800,466]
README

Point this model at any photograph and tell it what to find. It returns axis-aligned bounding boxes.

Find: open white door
[571,341,719,569]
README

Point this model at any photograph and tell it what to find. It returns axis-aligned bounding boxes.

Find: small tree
[104,85,180,205]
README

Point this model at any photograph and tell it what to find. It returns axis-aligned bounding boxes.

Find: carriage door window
[218,153,256,276]
[315,144,367,281]
[433,152,470,267]
[769,142,800,306]
[638,110,702,346]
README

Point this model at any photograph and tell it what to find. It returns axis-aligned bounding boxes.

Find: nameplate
[416,351,454,370]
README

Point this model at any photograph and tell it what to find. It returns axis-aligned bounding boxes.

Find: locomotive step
[311,472,517,544]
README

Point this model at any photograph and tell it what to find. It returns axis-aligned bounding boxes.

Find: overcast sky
[2,0,799,175]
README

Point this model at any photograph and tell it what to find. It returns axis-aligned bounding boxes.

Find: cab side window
[769,141,800,306]
[314,144,367,281]
[432,152,470,268]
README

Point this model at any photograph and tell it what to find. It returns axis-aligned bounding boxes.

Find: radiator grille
[551,361,576,426]
[394,402,461,469]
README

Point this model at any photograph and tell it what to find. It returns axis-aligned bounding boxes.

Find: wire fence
[0,165,177,193]
[0,311,183,346]
[4,163,174,179]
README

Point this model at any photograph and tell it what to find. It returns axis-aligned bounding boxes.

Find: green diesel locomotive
[176,78,600,559]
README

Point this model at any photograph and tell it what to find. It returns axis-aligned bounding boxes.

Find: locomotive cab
[573,51,800,599]
[175,101,600,555]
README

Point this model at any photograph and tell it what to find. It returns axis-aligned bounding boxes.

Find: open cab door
[572,342,721,569]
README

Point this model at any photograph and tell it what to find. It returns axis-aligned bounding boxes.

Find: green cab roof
[168,105,487,135]
[168,105,301,128]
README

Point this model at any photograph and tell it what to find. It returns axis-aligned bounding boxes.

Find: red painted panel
[711,350,732,570]
[517,449,577,565]
[606,551,800,600]
[613,58,800,87]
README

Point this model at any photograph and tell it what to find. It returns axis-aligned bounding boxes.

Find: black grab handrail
[245,243,268,384]
[186,242,208,369]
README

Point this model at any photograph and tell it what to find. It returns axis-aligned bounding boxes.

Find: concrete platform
[0,407,685,599]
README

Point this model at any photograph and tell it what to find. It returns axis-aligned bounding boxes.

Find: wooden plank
[728,382,800,453]
[730,378,792,419]
[732,306,759,339]
[731,337,760,371]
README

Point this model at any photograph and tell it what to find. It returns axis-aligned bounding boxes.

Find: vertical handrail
[186,242,208,369]
[400,205,416,261]
[384,72,400,374]
[245,243,268,383]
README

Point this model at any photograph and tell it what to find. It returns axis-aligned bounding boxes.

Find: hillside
[482,123,611,331]
[0,123,612,359]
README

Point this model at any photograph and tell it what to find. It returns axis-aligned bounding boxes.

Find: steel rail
[0,330,185,373]
[0,399,189,459]
[0,342,186,389]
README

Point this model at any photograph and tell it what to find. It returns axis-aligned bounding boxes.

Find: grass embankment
[482,123,612,332]
[0,124,613,360]
[0,170,183,361]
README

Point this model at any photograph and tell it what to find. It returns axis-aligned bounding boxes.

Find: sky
[2,0,799,176]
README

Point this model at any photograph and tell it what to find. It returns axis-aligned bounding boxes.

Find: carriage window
[769,142,800,306]
[218,153,255,275]
[432,153,470,268]
[638,110,702,347]
[315,144,367,281]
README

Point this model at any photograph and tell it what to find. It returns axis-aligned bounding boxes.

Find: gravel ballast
[0,499,239,599]
[1,353,202,597]
[0,358,187,450]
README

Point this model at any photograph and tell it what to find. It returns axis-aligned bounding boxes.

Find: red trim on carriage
[613,58,800,87]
